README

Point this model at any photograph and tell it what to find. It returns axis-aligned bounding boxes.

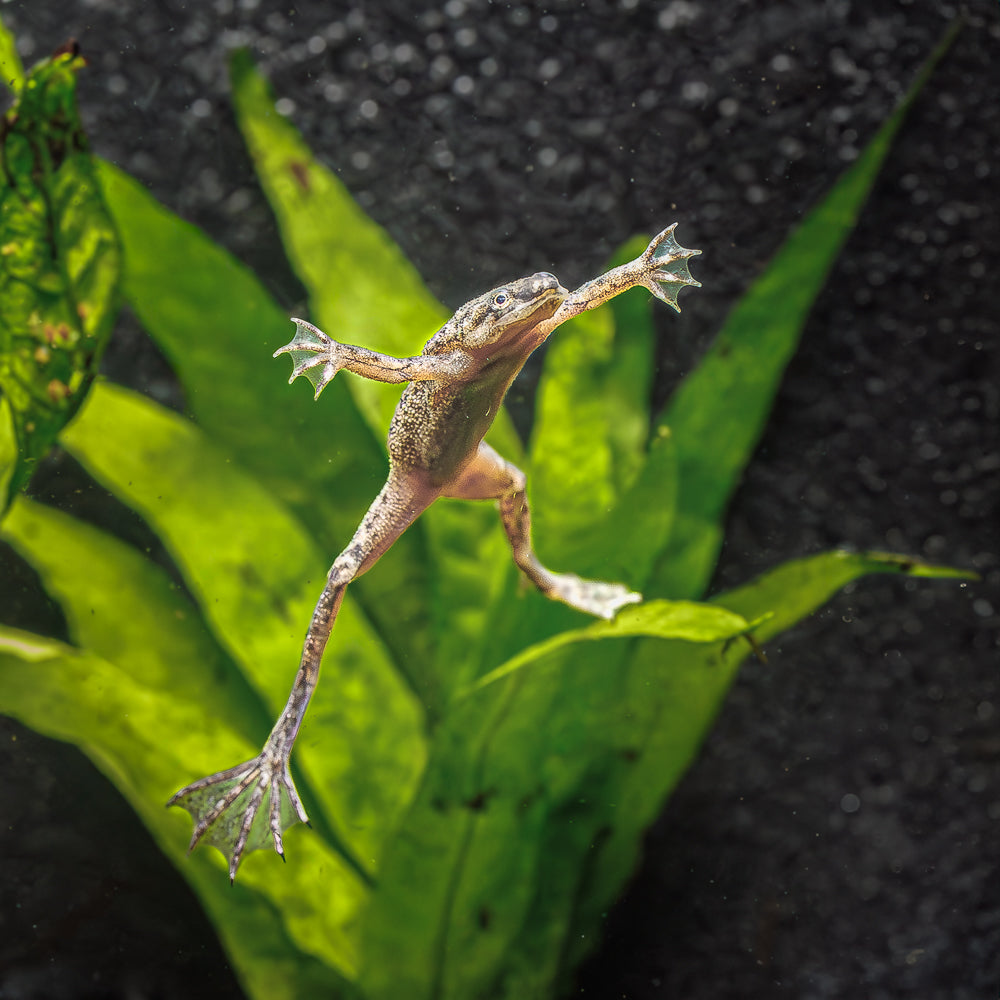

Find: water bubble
[840,793,861,814]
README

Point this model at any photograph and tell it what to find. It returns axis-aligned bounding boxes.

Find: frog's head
[455,271,567,352]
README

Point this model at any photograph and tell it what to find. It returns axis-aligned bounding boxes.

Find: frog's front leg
[168,472,435,880]
[446,442,641,619]
[274,318,472,399]
[545,224,701,332]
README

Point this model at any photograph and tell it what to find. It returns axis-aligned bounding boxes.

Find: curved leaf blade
[1,494,264,744]
[570,547,977,975]
[653,20,962,600]
[467,597,750,693]
[0,627,362,998]
[713,548,977,637]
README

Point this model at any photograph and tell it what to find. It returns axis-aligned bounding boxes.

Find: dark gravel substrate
[1,2,997,998]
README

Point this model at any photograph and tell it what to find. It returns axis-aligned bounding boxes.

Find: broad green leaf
[59,380,427,870]
[469,421,678,742]
[568,547,977,976]
[0,628,360,999]
[229,48,442,434]
[0,506,369,975]
[0,49,120,509]
[96,160,435,701]
[358,668,608,1000]
[421,497,514,705]
[471,418,678,716]
[653,19,962,600]
[0,14,24,93]
[572,421,678,589]
[467,598,751,693]
[453,424,679,994]
[1,495,264,743]
[362,594,748,1000]
[94,162,377,523]
[361,607,746,1000]
[362,546,968,999]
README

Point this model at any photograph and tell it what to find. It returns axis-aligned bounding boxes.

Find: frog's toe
[168,749,308,882]
[289,355,338,397]
[274,317,332,357]
[647,265,702,312]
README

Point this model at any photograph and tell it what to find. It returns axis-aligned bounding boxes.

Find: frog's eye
[492,290,510,308]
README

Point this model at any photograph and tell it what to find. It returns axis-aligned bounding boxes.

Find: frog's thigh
[442,441,520,500]
[350,470,438,578]
[443,443,641,620]
[442,442,539,571]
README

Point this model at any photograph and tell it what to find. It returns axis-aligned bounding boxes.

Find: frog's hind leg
[169,472,435,881]
[446,442,641,620]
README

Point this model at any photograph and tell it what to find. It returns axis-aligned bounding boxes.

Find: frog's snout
[530,271,565,296]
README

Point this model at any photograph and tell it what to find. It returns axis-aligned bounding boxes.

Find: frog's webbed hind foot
[542,571,642,620]
[273,318,342,399]
[168,745,308,882]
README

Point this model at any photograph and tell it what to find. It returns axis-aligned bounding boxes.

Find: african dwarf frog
[169,224,701,880]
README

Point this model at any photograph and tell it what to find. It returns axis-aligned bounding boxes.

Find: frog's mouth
[531,286,567,309]
[513,276,568,322]
[513,288,565,330]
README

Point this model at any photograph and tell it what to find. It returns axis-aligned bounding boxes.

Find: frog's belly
[388,381,502,487]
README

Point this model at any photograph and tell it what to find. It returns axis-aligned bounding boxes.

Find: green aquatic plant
[0,42,120,511]
[0,22,968,1000]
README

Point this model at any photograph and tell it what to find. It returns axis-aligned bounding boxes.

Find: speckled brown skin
[168,225,700,880]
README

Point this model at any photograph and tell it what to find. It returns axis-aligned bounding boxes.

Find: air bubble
[539,57,561,80]
[537,147,559,168]
[683,80,709,102]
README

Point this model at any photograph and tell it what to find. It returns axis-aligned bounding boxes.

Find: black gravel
[0,2,997,999]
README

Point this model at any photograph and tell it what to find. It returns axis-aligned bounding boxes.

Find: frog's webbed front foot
[636,223,702,312]
[168,741,308,882]
[273,318,343,399]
